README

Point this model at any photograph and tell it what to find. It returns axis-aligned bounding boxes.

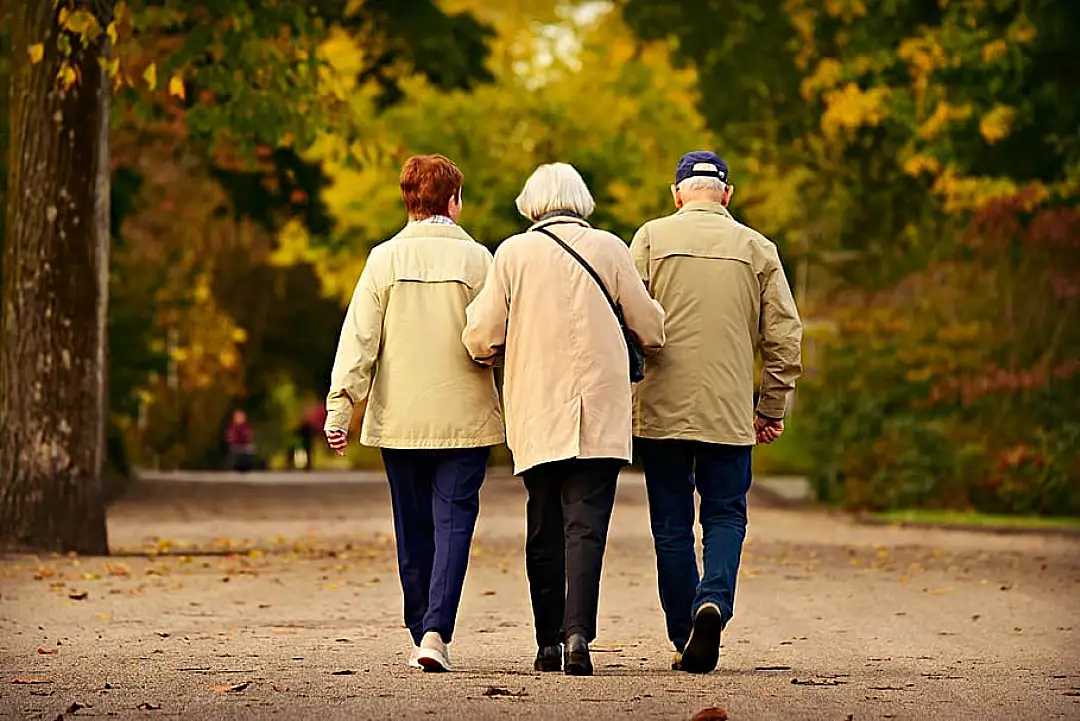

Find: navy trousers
[381,446,490,645]
[636,438,752,652]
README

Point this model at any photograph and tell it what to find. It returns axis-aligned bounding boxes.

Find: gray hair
[676,176,728,195]
[515,163,596,221]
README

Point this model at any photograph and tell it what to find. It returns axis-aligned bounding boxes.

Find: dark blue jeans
[381,446,490,645]
[636,438,752,652]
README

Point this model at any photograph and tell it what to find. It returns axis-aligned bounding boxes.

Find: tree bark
[0,0,113,553]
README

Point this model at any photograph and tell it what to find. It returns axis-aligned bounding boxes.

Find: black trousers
[522,457,621,647]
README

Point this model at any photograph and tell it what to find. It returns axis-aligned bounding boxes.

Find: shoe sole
[679,606,722,674]
[417,653,450,673]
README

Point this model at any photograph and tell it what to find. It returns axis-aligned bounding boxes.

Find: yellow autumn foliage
[902,153,942,177]
[800,57,845,100]
[821,83,891,136]
[978,104,1016,144]
[918,100,973,140]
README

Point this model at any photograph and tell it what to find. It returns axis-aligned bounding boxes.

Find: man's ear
[722,183,734,207]
[670,184,682,209]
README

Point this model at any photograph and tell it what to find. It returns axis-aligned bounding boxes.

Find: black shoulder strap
[533,225,620,319]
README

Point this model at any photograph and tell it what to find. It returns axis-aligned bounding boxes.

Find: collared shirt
[409,215,457,226]
[630,200,803,445]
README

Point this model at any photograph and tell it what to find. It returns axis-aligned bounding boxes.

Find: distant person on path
[294,403,327,471]
[463,163,665,676]
[224,408,258,472]
[630,151,803,674]
[324,155,503,673]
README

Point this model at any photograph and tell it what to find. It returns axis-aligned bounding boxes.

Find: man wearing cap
[629,151,803,674]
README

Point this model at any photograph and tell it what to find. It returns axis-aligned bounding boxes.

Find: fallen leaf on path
[210,681,250,693]
[481,686,527,698]
[136,701,161,710]
[335,638,352,643]
[155,632,170,638]
[755,665,792,671]
[272,685,289,693]
[38,647,58,655]
[691,708,729,721]
[68,591,88,601]
[11,677,52,684]
[66,701,89,713]
[331,669,355,675]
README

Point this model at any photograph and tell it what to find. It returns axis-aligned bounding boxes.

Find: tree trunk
[0,1,113,554]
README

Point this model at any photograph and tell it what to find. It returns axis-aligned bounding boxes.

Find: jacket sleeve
[757,242,803,419]
[629,225,651,288]
[614,238,666,354]
[324,253,387,433]
[462,244,510,366]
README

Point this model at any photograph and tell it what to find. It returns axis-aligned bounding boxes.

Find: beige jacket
[630,201,803,445]
[325,222,504,449]
[463,216,666,474]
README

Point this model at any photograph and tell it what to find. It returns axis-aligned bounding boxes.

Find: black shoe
[564,633,593,676]
[534,645,562,672]
[679,603,723,674]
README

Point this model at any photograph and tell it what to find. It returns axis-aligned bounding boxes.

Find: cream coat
[325,222,504,449]
[463,216,666,474]
[630,201,803,445]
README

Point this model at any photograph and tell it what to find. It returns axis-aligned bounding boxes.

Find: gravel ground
[1,470,1078,720]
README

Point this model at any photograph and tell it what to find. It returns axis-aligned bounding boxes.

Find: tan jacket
[463,216,666,474]
[325,222,504,449]
[630,201,803,445]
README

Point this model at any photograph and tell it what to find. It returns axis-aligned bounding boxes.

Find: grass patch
[873,509,1080,529]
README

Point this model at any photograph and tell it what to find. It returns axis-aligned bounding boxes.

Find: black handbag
[534,225,646,383]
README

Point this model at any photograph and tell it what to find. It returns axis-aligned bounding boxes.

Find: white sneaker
[416,631,451,672]
[408,646,422,669]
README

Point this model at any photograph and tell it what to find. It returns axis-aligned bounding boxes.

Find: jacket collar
[676,200,732,219]
[395,221,476,242]
[529,215,592,232]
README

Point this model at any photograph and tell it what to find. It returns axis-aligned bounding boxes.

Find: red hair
[399,155,463,219]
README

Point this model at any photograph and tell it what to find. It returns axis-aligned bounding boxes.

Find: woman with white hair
[463,163,665,675]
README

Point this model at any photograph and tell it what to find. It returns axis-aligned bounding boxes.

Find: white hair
[515,163,596,221]
[677,176,728,195]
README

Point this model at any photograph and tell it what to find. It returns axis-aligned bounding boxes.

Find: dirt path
[1,471,1078,720]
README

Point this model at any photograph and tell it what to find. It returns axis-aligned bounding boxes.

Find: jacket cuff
[324,406,353,435]
[755,394,788,421]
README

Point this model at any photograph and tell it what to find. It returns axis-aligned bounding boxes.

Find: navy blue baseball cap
[675,151,729,185]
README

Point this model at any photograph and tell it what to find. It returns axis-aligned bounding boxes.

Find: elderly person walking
[463,163,665,676]
[630,151,803,674]
[324,154,504,673]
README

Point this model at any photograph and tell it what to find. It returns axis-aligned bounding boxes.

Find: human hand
[325,430,348,456]
[754,416,784,444]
